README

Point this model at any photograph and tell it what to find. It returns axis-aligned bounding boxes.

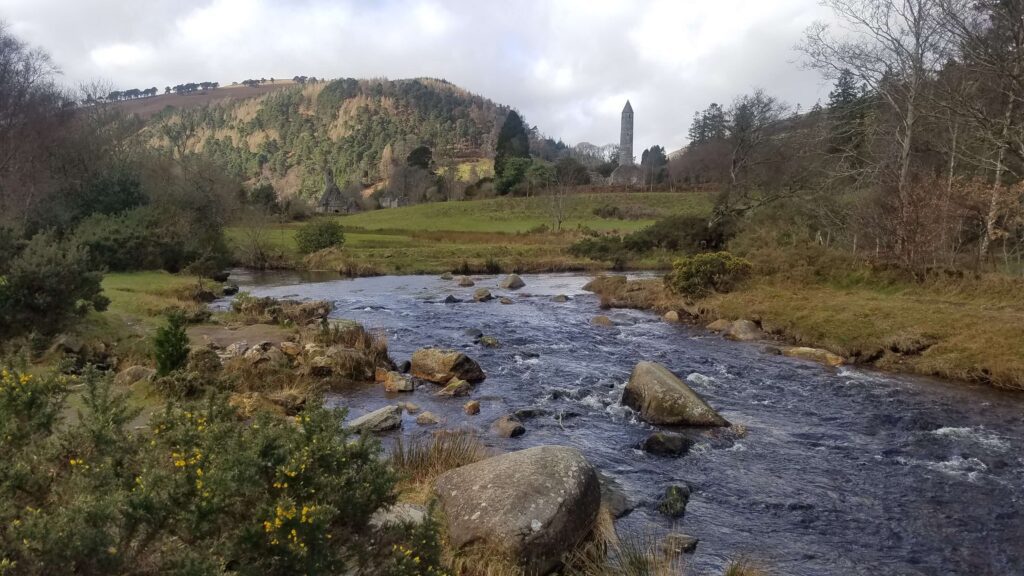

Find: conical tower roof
[623,100,633,113]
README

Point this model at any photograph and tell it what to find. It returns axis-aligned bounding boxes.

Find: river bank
[585,273,1024,391]
[227,270,1024,575]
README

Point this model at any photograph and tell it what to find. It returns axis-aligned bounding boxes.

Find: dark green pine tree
[494,110,530,194]
[827,69,868,164]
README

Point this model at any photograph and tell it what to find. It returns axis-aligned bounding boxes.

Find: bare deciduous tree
[801,0,951,263]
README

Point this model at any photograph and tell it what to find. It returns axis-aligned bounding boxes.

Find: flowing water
[226,271,1024,576]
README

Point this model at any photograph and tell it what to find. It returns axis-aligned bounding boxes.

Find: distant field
[111,81,297,119]
[227,192,711,274]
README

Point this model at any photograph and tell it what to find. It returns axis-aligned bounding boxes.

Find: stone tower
[619,100,634,166]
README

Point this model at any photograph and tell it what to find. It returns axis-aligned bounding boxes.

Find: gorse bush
[295,219,346,254]
[664,251,752,298]
[154,311,190,376]
[0,365,444,576]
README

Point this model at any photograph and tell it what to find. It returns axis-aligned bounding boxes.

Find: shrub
[154,311,190,376]
[664,251,752,298]
[0,364,436,575]
[295,219,346,254]
[0,232,108,339]
[592,204,622,219]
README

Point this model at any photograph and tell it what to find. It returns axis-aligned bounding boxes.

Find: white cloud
[0,0,837,152]
[90,43,154,69]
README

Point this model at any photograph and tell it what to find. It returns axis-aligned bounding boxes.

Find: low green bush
[295,219,346,254]
[665,251,752,298]
[0,365,444,575]
[0,233,108,339]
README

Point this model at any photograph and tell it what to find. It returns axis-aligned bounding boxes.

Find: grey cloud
[1,0,835,152]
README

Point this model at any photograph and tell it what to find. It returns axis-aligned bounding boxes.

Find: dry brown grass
[586,270,1024,391]
[564,530,685,576]
[391,430,489,486]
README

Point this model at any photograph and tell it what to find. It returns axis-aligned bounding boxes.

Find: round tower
[619,100,634,166]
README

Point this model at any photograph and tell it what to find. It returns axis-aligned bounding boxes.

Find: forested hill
[143,78,510,198]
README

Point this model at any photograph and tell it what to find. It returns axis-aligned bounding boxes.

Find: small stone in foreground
[464,400,480,415]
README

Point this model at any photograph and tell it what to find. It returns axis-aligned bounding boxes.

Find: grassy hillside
[228,192,713,274]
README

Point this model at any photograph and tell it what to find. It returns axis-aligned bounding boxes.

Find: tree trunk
[979,98,1015,261]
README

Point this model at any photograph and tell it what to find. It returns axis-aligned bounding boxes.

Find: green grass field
[227,192,712,274]
[337,192,711,233]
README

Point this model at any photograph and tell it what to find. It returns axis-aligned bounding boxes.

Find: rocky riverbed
[220,270,1024,575]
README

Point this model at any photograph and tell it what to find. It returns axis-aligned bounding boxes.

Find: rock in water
[383,371,415,392]
[598,473,635,519]
[783,346,844,367]
[416,411,440,426]
[479,335,499,348]
[663,310,680,323]
[658,485,690,518]
[642,431,695,456]
[433,445,601,574]
[492,414,526,437]
[456,276,475,287]
[726,319,762,341]
[443,295,462,304]
[463,400,480,415]
[440,272,454,280]
[222,282,239,296]
[473,288,493,302]
[591,315,613,327]
[436,377,472,397]
[410,348,486,383]
[499,273,526,290]
[499,297,514,305]
[551,294,570,303]
[348,405,402,433]
[621,361,728,426]
[660,533,699,555]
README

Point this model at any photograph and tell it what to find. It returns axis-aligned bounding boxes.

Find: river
[226,270,1024,576]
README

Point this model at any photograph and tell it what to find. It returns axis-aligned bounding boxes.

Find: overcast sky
[2,0,837,152]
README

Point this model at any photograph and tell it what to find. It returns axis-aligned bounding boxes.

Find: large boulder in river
[499,273,526,290]
[456,276,475,287]
[410,348,485,383]
[621,361,728,427]
[473,288,493,302]
[434,445,601,574]
[726,319,762,341]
